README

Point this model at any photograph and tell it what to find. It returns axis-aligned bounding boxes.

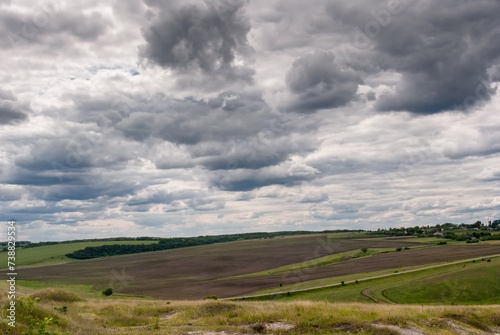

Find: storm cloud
[0,0,499,241]
[328,0,500,114]
[0,90,27,124]
[286,50,362,112]
[139,0,255,89]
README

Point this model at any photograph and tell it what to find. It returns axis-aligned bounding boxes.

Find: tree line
[65,230,358,259]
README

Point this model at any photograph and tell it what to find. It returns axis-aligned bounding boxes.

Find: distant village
[370,220,500,243]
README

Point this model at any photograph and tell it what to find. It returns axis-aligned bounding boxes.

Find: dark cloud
[328,0,500,114]
[73,90,320,173]
[0,105,27,124]
[127,188,197,206]
[286,50,362,112]
[13,130,134,175]
[0,90,27,124]
[214,175,307,192]
[106,91,273,146]
[210,161,318,191]
[299,192,328,203]
[139,0,254,89]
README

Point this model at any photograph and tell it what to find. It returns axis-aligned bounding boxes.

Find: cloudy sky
[1,0,500,242]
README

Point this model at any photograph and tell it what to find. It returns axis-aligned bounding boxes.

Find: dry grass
[2,287,500,334]
[29,288,83,302]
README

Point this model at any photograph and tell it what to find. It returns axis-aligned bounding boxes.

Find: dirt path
[360,287,382,303]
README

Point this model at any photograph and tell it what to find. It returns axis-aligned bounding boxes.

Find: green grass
[221,248,396,280]
[245,257,500,305]
[0,240,159,269]
[384,259,500,304]
[250,261,449,296]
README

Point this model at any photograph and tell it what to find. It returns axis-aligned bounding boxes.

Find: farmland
[5,233,500,300]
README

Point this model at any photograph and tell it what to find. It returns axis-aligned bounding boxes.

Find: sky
[1,0,500,242]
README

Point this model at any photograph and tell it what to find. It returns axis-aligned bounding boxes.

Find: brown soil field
[10,235,499,299]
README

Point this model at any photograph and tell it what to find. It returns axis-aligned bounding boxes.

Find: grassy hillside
[0,284,499,334]
[384,259,500,304]
[246,256,500,305]
[0,240,159,269]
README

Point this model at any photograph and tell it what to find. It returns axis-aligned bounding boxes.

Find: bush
[252,322,266,333]
[437,241,447,245]
[203,295,217,300]
[396,247,403,252]
[102,288,113,296]
[151,314,160,330]
[361,248,368,253]
[15,296,68,335]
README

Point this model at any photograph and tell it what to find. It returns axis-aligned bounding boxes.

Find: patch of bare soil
[372,323,425,335]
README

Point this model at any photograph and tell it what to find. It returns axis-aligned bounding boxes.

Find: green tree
[102,288,113,296]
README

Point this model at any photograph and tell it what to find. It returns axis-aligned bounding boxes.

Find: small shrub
[102,288,113,296]
[361,248,368,253]
[251,322,266,333]
[16,296,68,335]
[341,281,345,286]
[404,246,410,250]
[437,241,447,245]
[487,259,491,262]
[280,282,283,287]
[151,314,160,330]
[203,295,217,300]
[396,247,403,252]
[355,280,359,284]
